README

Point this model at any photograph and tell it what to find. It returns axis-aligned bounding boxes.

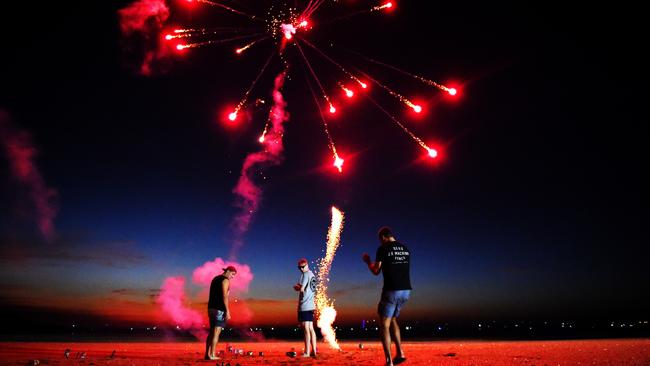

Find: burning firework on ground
[315,206,345,350]
[161,0,459,173]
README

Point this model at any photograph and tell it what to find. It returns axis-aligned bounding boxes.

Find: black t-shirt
[376,241,412,291]
[208,275,227,310]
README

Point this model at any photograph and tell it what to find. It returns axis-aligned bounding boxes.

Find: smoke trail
[315,206,345,350]
[229,71,289,260]
[118,0,171,76]
[0,110,58,241]
[157,73,287,338]
[158,276,207,339]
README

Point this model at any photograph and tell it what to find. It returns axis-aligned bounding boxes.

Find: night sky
[0,0,648,331]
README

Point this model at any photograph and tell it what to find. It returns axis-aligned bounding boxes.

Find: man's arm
[222,278,231,320]
[299,273,309,292]
[362,253,382,275]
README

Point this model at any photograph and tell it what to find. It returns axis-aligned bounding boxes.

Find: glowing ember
[373,2,393,11]
[427,147,438,158]
[281,23,296,40]
[329,105,337,114]
[339,84,354,98]
[413,105,422,113]
[333,156,344,172]
[448,87,457,96]
[228,111,237,121]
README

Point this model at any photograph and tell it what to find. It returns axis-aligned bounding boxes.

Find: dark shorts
[378,290,411,318]
[208,308,227,328]
[298,310,314,322]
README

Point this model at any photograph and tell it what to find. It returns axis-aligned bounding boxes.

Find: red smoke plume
[230,72,289,259]
[0,110,58,241]
[118,0,171,76]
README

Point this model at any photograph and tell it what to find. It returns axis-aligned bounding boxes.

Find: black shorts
[298,310,314,322]
[208,308,227,328]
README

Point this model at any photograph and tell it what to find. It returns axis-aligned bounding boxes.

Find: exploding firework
[315,206,345,350]
[159,0,459,172]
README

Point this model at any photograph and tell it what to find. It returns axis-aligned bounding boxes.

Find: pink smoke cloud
[158,276,207,339]
[0,110,58,241]
[159,258,256,337]
[118,0,171,76]
[192,257,254,294]
[230,71,289,259]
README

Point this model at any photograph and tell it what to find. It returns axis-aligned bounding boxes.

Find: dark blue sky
[0,0,648,328]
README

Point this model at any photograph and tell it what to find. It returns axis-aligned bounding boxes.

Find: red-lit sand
[1,339,649,365]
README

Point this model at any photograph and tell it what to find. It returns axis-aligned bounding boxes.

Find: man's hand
[362,253,371,264]
[293,283,301,291]
[225,311,231,321]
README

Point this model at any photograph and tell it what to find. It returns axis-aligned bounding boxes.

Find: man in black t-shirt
[204,265,237,360]
[363,227,411,366]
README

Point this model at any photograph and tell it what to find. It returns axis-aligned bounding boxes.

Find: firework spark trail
[0,111,58,241]
[230,71,289,260]
[176,32,264,50]
[298,38,367,89]
[302,61,344,172]
[355,68,422,112]
[195,0,264,22]
[230,51,276,120]
[364,94,437,157]
[300,0,319,19]
[301,0,329,20]
[295,41,335,113]
[235,36,270,54]
[315,206,345,350]
[166,27,262,40]
[319,2,393,25]
[348,49,457,95]
[258,113,272,143]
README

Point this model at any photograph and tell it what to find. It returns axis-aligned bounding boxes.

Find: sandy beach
[1,339,649,365]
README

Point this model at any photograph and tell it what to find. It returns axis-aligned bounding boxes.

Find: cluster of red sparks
[163,0,459,173]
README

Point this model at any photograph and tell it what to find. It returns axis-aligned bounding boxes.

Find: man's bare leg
[302,322,311,356]
[204,327,214,359]
[209,327,222,359]
[380,316,393,365]
[308,322,318,356]
[391,318,406,363]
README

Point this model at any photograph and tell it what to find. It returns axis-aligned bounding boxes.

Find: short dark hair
[378,226,393,239]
